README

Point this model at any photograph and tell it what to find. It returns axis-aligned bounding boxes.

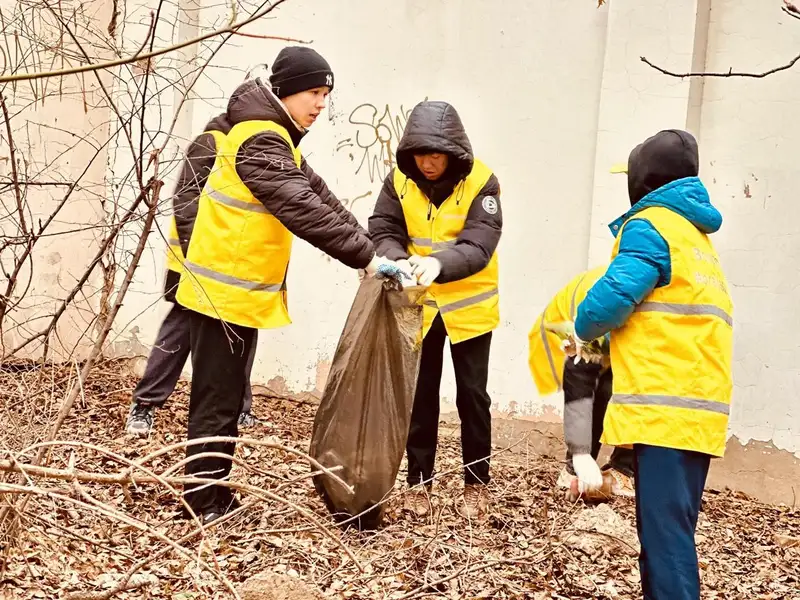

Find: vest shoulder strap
[226,120,302,167]
[467,158,493,191]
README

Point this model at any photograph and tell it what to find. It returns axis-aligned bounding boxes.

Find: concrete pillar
[172,0,202,148]
[586,0,711,265]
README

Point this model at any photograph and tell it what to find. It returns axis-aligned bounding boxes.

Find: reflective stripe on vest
[206,188,271,213]
[410,238,457,251]
[175,119,302,329]
[527,265,606,397]
[182,260,284,292]
[635,301,733,327]
[602,206,734,457]
[395,159,499,345]
[611,393,730,415]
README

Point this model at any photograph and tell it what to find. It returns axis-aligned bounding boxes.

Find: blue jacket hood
[609,177,722,237]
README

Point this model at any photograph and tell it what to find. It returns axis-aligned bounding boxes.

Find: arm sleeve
[301,158,367,235]
[235,132,375,270]
[367,173,412,261]
[562,358,604,456]
[574,218,671,341]
[172,132,217,256]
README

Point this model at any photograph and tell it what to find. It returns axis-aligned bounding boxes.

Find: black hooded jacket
[368,101,502,284]
[164,78,374,302]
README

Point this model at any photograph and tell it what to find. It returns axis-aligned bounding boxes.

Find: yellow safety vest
[601,206,734,457]
[175,120,302,329]
[164,130,226,275]
[528,265,607,396]
[396,159,499,344]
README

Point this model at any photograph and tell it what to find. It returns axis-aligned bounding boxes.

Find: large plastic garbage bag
[309,276,424,529]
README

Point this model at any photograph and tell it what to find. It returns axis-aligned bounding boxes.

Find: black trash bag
[309,276,424,530]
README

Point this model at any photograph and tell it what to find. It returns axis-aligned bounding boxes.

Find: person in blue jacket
[571,129,734,600]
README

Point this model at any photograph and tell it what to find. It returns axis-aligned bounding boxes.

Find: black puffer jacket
[367,101,502,284]
[164,114,231,302]
[165,78,375,301]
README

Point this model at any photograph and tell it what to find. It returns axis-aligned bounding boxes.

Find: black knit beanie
[269,46,334,99]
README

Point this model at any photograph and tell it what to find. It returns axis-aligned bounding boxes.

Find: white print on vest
[326,74,333,86]
[694,271,729,294]
[482,196,498,215]
[693,247,721,268]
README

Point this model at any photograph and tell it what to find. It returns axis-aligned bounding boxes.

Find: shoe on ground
[125,401,154,436]
[458,483,490,519]
[403,484,432,517]
[237,411,260,429]
[188,495,242,525]
[202,510,222,525]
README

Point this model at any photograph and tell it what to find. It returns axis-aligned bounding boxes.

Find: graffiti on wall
[336,99,427,185]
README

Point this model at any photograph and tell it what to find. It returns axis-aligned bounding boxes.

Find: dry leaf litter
[0,360,797,599]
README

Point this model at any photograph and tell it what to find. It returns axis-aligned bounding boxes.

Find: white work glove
[364,254,393,276]
[572,453,603,493]
[408,255,442,287]
[395,258,419,287]
[396,258,413,277]
[566,333,602,365]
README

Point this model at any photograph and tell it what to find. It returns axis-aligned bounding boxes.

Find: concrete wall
[106,0,800,497]
[0,0,114,361]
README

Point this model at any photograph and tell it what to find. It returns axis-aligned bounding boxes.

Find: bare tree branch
[640,53,800,79]
[641,2,800,78]
[0,0,291,83]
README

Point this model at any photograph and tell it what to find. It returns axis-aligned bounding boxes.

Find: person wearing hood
[571,129,734,599]
[368,101,502,519]
[172,46,399,524]
[125,111,259,437]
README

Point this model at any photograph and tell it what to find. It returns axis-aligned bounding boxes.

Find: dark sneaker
[237,411,259,429]
[202,510,223,525]
[125,402,154,436]
[201,496,242,526]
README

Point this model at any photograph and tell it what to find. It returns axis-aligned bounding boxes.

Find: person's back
[574,129,733,600]
[575,130,734,458]
[528,265,608,395]
[529,265,635,502]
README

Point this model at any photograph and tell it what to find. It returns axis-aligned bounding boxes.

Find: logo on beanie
[326,74,333,86]
[482,196,498,215]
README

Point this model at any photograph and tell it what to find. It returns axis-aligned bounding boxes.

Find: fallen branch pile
[0,360,798,599]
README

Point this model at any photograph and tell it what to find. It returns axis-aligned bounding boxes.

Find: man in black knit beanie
[144,45,398,525]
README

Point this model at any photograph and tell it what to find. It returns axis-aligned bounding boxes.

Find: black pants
[182,310,256,515]
[406,314,492,486]
[635,445,710,599]
[562,359,635,476]
[132,304,255,413]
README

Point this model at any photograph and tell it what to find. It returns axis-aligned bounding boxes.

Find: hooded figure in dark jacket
[369,101,502,519]
[161,46,399,525]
